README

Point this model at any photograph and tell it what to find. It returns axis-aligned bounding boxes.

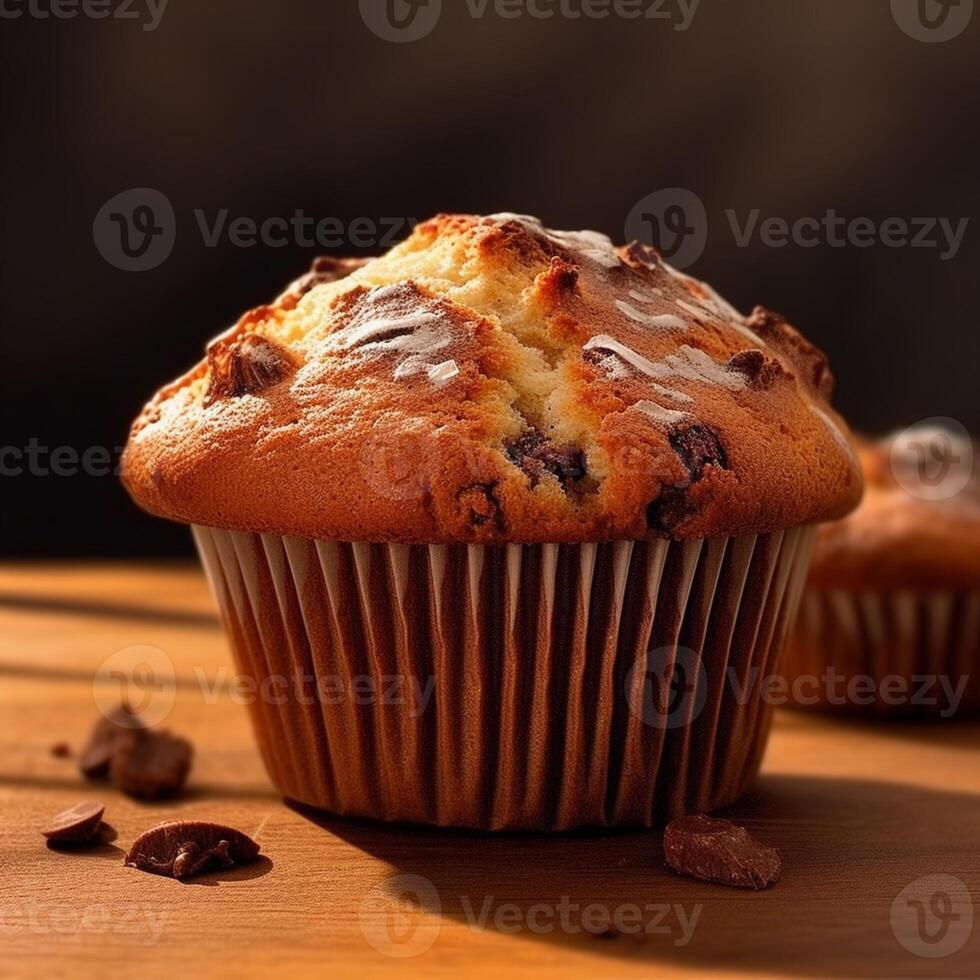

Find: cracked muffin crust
[122,213,862,543]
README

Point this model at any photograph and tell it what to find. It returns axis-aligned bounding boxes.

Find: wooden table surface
[1,562,978,979]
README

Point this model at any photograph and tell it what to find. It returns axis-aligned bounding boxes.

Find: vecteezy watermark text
[358,873,703,958]
[93,187,416,271]
[194,210,413,251]
[0,440,123,477]
[627,646,971,724]
[0,900,169,946]
[726,209,969,261]
[0,0,169,31]
[458,895,701,942]
[358,0,699,43]
[728,666,970,719]
[626,189,970,269]
[463,0,700,29]
[195,666,437,719]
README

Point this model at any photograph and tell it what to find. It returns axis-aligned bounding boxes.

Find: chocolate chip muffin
[785,429,980,718]
[123,213,861,829]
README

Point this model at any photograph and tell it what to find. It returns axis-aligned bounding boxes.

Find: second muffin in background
[785,426,980,718]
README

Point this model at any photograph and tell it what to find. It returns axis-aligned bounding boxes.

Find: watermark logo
[891,0,973,42]
[93,645,176,727]
[359,0,443,42]
[626,188,708,270]
[890,417,974,501]
[357,429,431,502]
[891,874,974,958]
[359,874,442,958]
[93,188,176,272]
[626,645,707,730]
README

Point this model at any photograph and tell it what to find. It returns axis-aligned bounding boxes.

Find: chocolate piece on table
[42,802,105,845]
[664,814,782,890]
[125,822,261,881]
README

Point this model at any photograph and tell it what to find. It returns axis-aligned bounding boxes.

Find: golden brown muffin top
[809,429,980,590]
[121,213,862,544]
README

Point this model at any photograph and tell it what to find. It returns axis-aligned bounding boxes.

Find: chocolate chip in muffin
[727,348,786,391]
[646,423,727,534]
[456,483,506,531]
[746,306,834,397]
[289,255,370,298]
[669,423,728,481]
[50,742,72,759]
[125,821,261,881]
[663,814,782,890]
[624,241,663,271]
[505,429,588,493]
[109,729,193,801]
[41,802,106,846]
[582,347,610,368]
[646,486,691,535]
[204,333,297,405]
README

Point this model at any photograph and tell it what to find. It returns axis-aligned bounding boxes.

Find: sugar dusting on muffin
[122,213,862,543]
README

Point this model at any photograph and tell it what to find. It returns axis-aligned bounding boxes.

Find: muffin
[785,428,980,718]
[122,213,861,829]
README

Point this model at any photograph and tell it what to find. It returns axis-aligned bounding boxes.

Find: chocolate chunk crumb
[669,424,727,481]
[204,333,297,406]
[504,429,588,492]
[50,742,71,759]
[664,814,782,890]
[125,822,261,881]
[110,730,193,801]
[42,802,105,845]
[79,705,146,779]
[727,349,785,390]
[80,705,193,800]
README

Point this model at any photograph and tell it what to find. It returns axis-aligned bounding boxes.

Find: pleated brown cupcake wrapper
[193,525,815,831]
[786,589,980,717]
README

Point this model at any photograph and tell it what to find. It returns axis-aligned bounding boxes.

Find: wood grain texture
[1,563,978,979]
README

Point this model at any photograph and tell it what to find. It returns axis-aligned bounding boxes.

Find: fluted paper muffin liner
[785,590,980,718]
[193,525,815,831]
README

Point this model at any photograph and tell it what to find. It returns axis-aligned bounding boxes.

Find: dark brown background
[2,0,978,555]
